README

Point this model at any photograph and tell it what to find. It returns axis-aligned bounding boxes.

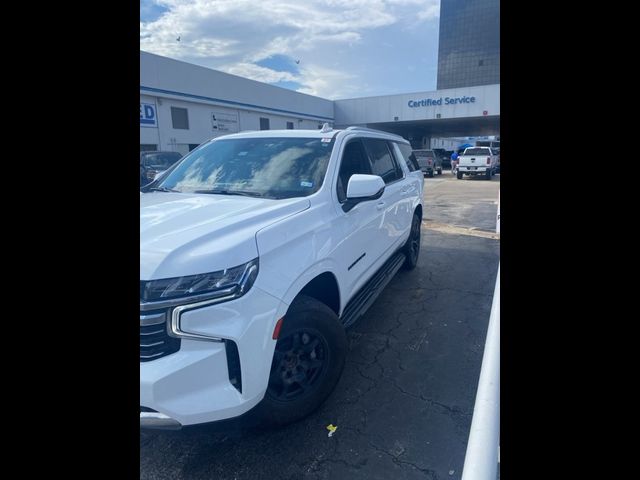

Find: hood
[140,192,310,279]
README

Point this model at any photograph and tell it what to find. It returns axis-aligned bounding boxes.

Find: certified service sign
[140,103,157,128]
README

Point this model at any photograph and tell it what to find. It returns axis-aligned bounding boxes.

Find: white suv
[140,126,424,429]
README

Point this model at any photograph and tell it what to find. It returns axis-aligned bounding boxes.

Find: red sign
[483,110,488,116]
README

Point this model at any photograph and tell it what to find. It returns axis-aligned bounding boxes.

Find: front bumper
[140,285,286,428]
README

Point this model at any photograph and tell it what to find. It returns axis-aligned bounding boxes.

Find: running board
[340,251,406,329]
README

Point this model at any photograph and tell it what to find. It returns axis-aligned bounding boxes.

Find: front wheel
[253,296,347,427]
[402,213,421,271]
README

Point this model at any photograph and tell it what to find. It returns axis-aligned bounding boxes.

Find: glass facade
[437,0,500,89]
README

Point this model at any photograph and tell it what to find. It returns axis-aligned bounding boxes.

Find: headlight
[141,258,259,304]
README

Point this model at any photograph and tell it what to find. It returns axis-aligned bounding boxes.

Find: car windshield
[156,137,335,199]
[142,152,182,168]
[464,148,491,155]
[414,151,435,158]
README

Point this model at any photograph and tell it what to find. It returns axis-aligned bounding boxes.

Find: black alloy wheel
[402,213,421,270]
[267,329,329,401]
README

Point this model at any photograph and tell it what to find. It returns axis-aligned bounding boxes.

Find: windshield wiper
[193,189,264,198]
[146,186,180,193]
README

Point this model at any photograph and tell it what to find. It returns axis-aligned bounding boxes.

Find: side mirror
[343,174,385,212]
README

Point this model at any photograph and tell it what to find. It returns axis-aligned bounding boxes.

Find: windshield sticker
[321,137,331,142]
[300,181,313,188]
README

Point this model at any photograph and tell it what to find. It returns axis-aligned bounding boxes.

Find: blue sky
[140,0,441,100]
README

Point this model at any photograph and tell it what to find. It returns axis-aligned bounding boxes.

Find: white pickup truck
[456,147,498,180]
[140,126,424,429]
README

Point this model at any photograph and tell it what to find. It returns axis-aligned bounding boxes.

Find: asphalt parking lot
[140,170,500,480]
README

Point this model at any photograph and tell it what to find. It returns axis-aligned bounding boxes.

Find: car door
[331,137,389,300]
[392,141,423,231]
[361,137,407,257]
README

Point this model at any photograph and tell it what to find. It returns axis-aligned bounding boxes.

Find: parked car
[140,151,183,186]
[432,148,451,169]
[140,126,424,429]
[413,149,442,177]
[456,147,498,180]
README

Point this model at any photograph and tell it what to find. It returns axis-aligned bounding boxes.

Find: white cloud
[417,3,440,21]
[221,63,298,84]
[140,0,440,97]
[296,64,359,100]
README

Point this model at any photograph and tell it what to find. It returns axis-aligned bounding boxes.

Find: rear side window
[464,148,491,156]
[396,143,420,172]
[362,138,403,184]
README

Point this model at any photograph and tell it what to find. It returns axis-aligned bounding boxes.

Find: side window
[396,143,420,172]
[336,139,372,203]
[362,138,403,184]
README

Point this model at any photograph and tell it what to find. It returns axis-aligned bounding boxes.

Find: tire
[427,170,434,178]
[253,295,347,427]
[402,212,421,271]
[485,170,492,180]
[437,168,442,175]
[457,171,463,180]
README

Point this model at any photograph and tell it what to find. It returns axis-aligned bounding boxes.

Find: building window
[286,121,294,130]
[260,117,270,130]
[140,144,157,152]
[171,107,189,130]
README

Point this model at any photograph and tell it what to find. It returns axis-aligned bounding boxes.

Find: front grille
[140,310,180,362]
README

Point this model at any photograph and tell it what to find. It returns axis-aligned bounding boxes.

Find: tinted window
[260,118,270,130]
[171,107,189,130]
[414,150,435,158]
[336,139,372,203]
[396,143,420,172]
[158,137,334,199]
[286,122,294,129]
[464,148,492,155]
[363,138,402,184]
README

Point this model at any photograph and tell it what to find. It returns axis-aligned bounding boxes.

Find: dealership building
[140,50,499,153]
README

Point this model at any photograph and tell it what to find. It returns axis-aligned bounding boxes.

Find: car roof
[208,127,409,144]
[141,151,182,155]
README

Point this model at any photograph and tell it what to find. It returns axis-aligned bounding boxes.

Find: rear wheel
[437,168,442,175]
[254,296,347,427]
[402,213,421,270]
[457,171,463,179]
[485,170,492,180]
[427,170,434,178]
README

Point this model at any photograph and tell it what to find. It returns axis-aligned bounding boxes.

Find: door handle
[376,202,385,210]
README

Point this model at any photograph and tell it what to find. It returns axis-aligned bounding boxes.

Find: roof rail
[344,126,405,140]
